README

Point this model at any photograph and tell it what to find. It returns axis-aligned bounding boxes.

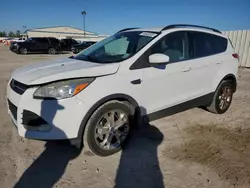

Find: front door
[140,31,193,115]
[28,38,39,52]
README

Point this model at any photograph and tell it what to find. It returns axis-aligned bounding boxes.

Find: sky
[0,0,250,35]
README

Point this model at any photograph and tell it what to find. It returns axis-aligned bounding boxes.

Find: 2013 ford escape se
[7,24,238,156]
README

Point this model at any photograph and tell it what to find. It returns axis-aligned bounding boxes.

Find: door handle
[131,79,142,85]
[182,67,191,72]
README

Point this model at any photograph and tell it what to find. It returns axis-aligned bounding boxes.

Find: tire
[207,80,234,114]
[83,100,134,157]
[19,47,28,54]
[48,48,56,55]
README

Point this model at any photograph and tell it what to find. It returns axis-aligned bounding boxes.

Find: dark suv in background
[59,38,79,51]
[71,41,96,54]
[10,37,60,54]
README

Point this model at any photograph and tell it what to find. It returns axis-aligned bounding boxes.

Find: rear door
[185,31,227,98]
[36,38,49,51]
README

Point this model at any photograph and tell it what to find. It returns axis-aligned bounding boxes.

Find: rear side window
[49,38,59,43]
[189,32,227,58]
[36,38,48,43]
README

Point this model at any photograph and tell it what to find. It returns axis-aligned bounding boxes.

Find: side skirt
[145,92,214,122]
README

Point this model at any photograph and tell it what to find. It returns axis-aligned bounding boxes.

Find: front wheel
[207,80,234,114]
[83,101,133,156]
[19,47,28,54]
[48,48,56,55]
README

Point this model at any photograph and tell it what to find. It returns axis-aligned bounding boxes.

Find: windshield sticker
[140,32,157,38]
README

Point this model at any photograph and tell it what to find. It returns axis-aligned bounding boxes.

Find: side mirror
[149,53,170,64]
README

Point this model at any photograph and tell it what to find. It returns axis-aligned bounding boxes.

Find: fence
[223,30,250,67]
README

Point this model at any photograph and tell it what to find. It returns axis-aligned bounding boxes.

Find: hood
[11,57,120,85]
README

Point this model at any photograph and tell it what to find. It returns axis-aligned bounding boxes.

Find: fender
[76,93,139,142]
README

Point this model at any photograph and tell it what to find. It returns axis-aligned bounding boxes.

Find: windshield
[74,31,158,63]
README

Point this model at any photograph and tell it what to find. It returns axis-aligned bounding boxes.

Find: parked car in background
[10,37,61,54]
[7,24,238,157]
[60,38,79,51]
[4,38,15,45]
[0,38,8,43]
[12,37,27,43]
[71,41,96,54]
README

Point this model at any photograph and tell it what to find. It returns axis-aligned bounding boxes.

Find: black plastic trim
[161,24,222,34]
[146,92,214,122]
[10,79,29,95]
[8,99,17,120]
[116,27,140,33]
[219,74,237,92]
[22,110,48,126]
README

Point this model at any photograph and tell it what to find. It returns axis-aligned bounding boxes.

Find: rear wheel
[48,48,56,54]
[207,80,234,114]
[19,47,28,54]
[83,101,133,156]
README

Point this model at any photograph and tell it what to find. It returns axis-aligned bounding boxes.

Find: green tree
[0,31,7,37]
[8,31,15,37]
[16,30,21,37]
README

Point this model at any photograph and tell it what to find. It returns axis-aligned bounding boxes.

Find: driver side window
[150,31,187,63]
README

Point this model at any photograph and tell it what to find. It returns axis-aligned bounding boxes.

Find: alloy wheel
[94,110,130,151]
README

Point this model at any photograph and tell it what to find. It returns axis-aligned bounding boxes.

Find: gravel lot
[0,44,250,188]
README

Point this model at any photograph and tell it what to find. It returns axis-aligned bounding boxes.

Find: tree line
[0,30,21,37]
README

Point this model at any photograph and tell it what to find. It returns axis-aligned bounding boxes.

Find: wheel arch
[77,93,140,141]
[218,74,237,92]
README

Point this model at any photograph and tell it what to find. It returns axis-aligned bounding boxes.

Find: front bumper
[7,80,90,140]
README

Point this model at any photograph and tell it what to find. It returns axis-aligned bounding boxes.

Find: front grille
[10,79,29,95]
[8,100,17,121]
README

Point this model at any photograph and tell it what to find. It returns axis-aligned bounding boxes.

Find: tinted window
[189,32,227,58]
[71,39,79,44]
[49,38,59,43]
[36,38,48,43]
[150,31,187,62]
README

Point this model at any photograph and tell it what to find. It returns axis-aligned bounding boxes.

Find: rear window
[189,32,227,58]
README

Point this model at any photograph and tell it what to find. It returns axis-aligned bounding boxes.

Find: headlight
[33,78,94,99]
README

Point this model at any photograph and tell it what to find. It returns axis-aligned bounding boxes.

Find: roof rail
[116,27,140,33]
[161,24,222,34]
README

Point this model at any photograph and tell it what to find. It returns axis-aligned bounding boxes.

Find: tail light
[232,53,239,60]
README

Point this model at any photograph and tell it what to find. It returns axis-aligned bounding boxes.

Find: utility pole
[23,26,27,38]
[81,11,86,36]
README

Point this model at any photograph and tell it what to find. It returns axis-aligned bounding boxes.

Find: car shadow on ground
[14,100,82,188]
[166,124,250,187]
[114,119,164,188]
[14,102,165,188]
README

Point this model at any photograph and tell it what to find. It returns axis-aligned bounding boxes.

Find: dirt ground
[1,44,250,188]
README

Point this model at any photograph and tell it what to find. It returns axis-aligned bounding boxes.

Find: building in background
[223,30,250,68]
[24,26,108,42]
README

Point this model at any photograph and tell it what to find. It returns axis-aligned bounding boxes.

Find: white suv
[7,24,238,156]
